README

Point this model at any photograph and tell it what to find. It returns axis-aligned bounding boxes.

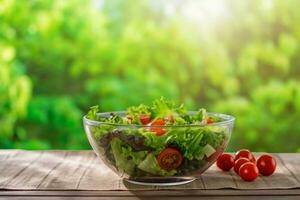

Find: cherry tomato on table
[149,119,166,136]
[157,147,183,171]
[234,158,250,174]
[239,162,259,182]
[139,114,151,125]
[256,154,276,176]
[216,153,234,171]
[234,149,256,163]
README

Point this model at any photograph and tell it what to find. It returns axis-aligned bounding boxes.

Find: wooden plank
[75,154,97,189]
[196,165,236,189]
[5,151,67,189]
[278,154,300,184]
[0,196,299,200]
[0,151,42,187]
[0,189,300,196]
[0,151,300,191]
[74,152,120,190]
[37,151,95,189]
[0,150,19,162]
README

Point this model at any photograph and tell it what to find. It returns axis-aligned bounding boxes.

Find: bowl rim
[83,111,235,128]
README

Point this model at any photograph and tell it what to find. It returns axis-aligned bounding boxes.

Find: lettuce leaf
[110,138,147,175]
[150,97,176,118]
[138,127,225,160]
[88,97,211,126]
[127,104,151,124]
[86,105,99,120]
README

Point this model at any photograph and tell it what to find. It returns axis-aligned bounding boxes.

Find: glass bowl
[83,111,235,186]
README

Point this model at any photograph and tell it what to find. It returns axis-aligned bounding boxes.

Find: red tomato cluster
[216,149,276,182]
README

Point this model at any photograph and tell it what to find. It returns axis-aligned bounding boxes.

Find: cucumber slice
[203,144,216,157]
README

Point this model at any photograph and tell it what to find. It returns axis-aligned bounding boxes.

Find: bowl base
[124,177,195,186]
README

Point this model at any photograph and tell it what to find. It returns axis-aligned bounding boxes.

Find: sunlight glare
[182,0,229,29]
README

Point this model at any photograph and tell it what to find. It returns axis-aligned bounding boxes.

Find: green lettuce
[110,138,147,175]
[150,97,180,118]
[86,105,99,120]
[139,127,225,160]
[127,104,151,124]
[88,97,210,126]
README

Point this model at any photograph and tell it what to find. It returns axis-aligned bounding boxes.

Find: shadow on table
[122,179,201,199]
[122,178,198,189]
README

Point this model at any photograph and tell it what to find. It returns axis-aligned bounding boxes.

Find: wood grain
[278,154,300,184]
[37,151,95,189]
[0,151,299,192]
[0,196,299,200]
[0,151,42,187]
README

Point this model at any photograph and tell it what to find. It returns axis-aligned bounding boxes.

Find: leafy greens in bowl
[83,98,235,185]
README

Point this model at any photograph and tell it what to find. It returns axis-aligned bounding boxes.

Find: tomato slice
[139,114,151,125]
[149,119,166,136]
[157,147,183,171]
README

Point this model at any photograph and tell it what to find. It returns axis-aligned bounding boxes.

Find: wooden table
[0,150,299,199]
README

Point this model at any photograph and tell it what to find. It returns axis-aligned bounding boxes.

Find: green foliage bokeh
[1,0,300,152]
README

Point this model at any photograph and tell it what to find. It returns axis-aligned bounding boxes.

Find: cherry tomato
[139,115,151,125]
[234,158,250,174]
[149,119,166,136]
[216,153,234,171]
[206,117,214,124]
[256,154,276,176]
[239,162,259,182]
[157,147,183,171]
[234,149,256,163]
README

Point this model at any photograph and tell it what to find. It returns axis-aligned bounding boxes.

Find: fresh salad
[85,98,229,177]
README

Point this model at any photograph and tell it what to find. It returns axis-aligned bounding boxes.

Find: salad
[85,97,230,177]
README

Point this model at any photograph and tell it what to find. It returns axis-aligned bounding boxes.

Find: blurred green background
[1,0,300,152]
